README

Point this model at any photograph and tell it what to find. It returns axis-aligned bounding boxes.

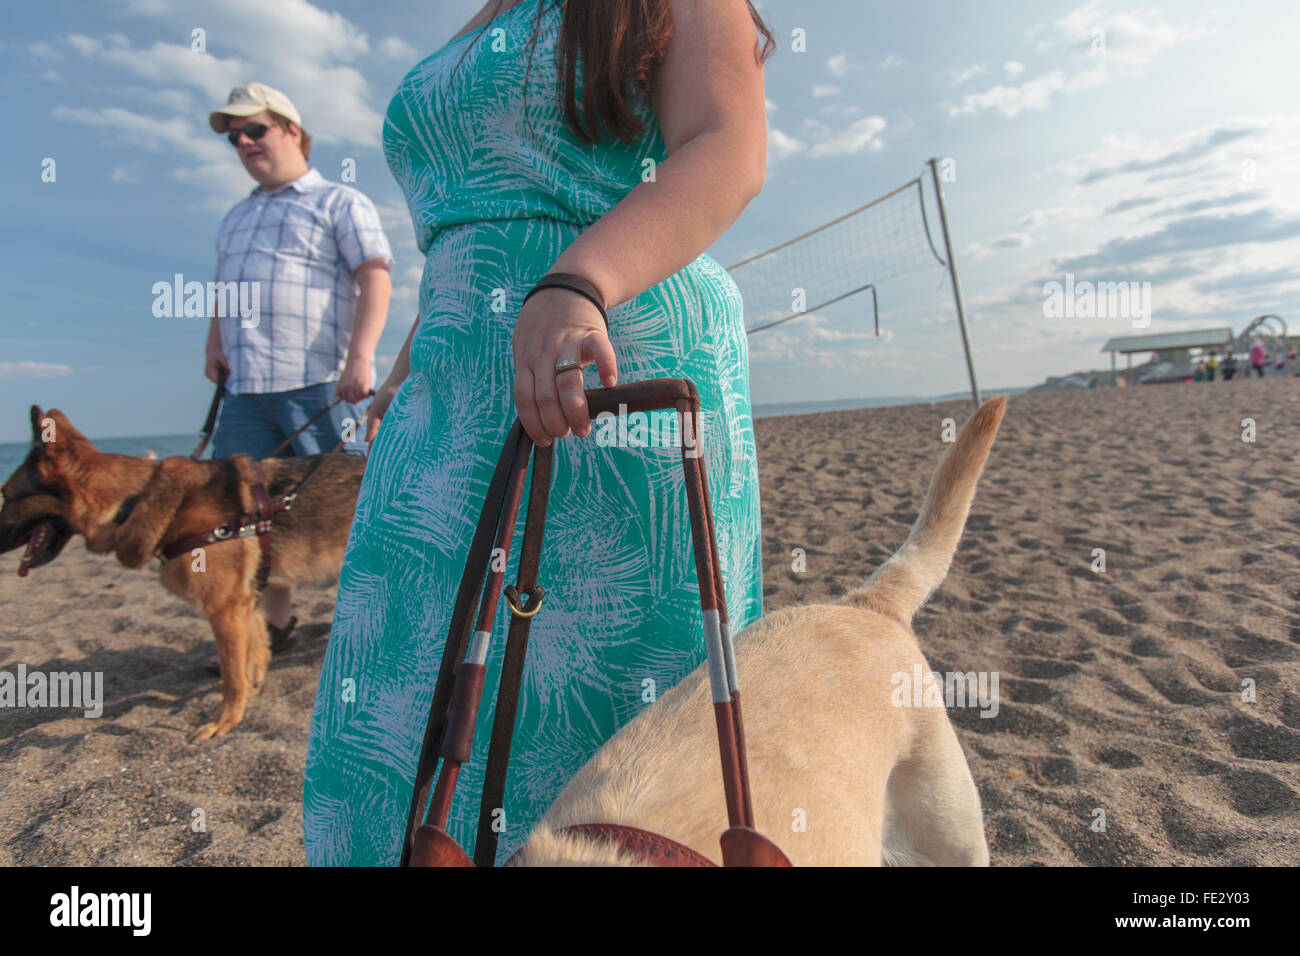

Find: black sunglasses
[227,121,272,147]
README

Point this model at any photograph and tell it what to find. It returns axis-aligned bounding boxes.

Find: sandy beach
[2,376,1298,866]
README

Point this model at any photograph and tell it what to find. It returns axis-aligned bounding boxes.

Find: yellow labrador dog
[512,395,1006,866]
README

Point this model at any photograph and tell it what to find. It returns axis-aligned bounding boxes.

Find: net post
[927,157,982,407]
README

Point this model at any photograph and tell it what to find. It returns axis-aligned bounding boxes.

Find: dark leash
[264,392,358,459]
[190,368,362,462]
[399,377,791,868]
[190,368,228,460]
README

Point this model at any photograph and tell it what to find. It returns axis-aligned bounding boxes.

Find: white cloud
[805,116,887,159]
[28,41,62,61]
[949,70,1066,119]
[951,2,1214,120]
[1020,206,1094,229]
[878,53,903,70]
[961,115,1300,360]
[63,0,384,147]
[767,127,806,161]
[51,106,224,161]
[746,313,898,366]
[65,34,100,56]
[951,63,986,86]
[378,36,418,61]
[0,361,73,379]
[826,53,849,76]
[812,84,840,98]
[1052,0,1215,68]
[52,105,250,209]
[995,232,1032,248]
[46,0,398,209]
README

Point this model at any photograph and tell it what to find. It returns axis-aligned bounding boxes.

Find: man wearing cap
[205,82,393,653]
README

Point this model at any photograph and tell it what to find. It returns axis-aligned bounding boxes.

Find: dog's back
[513,396,1007,866]
[256,453,367,588]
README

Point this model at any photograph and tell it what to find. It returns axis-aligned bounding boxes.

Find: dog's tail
[842,395,1007,623]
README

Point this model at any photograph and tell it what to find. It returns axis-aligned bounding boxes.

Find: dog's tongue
[17,522,49,578]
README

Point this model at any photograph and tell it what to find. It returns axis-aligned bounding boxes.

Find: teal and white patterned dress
[303,0,763,865]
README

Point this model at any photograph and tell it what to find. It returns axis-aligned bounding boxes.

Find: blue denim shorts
[212,381,368,459]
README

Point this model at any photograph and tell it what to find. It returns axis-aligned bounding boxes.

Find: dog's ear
[37,409,92,460]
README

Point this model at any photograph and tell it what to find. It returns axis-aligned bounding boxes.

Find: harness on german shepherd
[400,378,791,869]
[156,460,292,591]
[152,382,371,589]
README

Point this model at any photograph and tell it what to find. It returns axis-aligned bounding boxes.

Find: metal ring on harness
[504,584,545,618]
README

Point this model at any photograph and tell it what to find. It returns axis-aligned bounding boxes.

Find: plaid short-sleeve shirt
[215,167,394,395]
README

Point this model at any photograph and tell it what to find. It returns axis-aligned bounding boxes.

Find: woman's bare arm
[512,0,767,448]
[546,0,767,307]
[364,312,419,441]
[385,312,419,390]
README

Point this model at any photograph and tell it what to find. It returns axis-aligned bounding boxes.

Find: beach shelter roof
[1100,327,1234,354]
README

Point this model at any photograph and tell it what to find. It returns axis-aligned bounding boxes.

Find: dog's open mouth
[12,517,74,576]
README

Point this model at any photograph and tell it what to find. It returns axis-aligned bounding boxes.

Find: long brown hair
[449,0,776,146]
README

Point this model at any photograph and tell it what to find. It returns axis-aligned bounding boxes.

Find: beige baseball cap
[208,82,302,133]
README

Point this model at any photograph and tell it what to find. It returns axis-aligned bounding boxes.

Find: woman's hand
[363,311,420,443]
[364,382,398,442]
[511,287,618,447]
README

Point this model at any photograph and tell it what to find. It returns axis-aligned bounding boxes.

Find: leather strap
[399,421,524,866]
[249,461,274,590]
[523,273,609,332]
[190,368,227,460]
[474,440,553,866]
[157,441,349,587]
[400,379,788,868]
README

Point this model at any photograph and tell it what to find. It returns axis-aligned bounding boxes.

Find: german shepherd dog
[0,406,365,741]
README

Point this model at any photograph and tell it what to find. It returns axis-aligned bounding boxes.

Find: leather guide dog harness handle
[399,377,791,868]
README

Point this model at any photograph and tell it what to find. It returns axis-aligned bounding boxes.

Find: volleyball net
[725,160,981,404]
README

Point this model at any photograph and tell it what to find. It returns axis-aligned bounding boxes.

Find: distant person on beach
[1221,353,1238,380]
[1194,360,1206,382]
[205,82,394,652]
[1249,338,1267,378]
[1206,351,1219,381]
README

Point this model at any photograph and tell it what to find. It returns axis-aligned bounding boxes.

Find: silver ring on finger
[555,358,582,376]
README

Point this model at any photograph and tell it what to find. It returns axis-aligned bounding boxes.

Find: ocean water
[0,433,203,483]
[1,388,1030,479]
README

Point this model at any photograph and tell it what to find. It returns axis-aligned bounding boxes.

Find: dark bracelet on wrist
[523,272,609,332]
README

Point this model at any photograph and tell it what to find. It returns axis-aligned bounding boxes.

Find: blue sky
[2,0,1298,441]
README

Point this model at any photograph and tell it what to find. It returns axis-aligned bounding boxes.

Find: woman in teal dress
[303,0,776,865]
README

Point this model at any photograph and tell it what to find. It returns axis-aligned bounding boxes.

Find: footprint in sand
[1223,769,1300,817]
[1097,748,1142,769]
[1224,715,1300,762]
